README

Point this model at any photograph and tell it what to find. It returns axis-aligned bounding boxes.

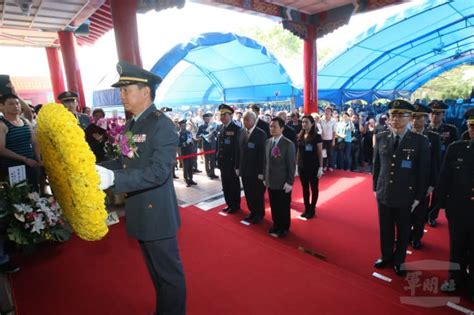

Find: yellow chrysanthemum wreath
[37,103,108,241]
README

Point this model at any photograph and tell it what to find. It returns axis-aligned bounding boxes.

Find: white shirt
[246,123,257,137]
[320,117,336,140]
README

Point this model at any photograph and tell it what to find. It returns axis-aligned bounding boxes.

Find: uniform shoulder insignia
[444,123,457,129]
[154,110,162,117]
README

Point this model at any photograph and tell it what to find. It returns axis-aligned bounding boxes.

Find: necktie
[272,139,276,148]
[393,135,400,151]
[129,119,135,131]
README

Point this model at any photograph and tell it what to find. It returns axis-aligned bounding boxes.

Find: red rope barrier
[176,150,216,160]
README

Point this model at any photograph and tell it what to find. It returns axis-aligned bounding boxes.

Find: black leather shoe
[209,175,219,179]
[304,211,315,219]
[268,226,278,235]
[173,175,179,179]
[186,183,191,187]
[0,261,20,274]
[428,218,437,227]
[190,181,198,185]
[393,264,407,277]
[374,258,391,269]
[277,230,288,238]
[250,216,263,224]
[243,214,254,222]
[222,206,231,213]
[193,169,202,173]
[226,207,240,214]
[412,240,422,250]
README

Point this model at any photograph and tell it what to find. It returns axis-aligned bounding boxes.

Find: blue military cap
[58,91,78,102]
[428,100,448,113]
[388,99,415,115]
[218,103,234,115]
[464,108,474,124]
[412,103,432,116]
[112,61,162,89]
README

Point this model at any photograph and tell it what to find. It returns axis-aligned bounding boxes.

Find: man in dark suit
[264,117,296,238]
[58,91,90,130]
[426,100,459,227]
[216,104,241,213]
[409,103,441,249]
[437,108,474,301]
[373,99,430,276]
[178,119,197,187]
[196,113,218,179]
[235,111,266,224]
[95,61,186,315]
[249,104,271,138]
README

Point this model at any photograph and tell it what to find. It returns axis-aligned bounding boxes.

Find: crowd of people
[0,61,473,311]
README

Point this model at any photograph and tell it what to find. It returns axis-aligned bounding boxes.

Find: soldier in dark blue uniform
[196,113,218,179]
[178,119,197,187]
[216,104,241,213]
[437,108,474,301]
[373,99,430,276]
[426,100,458,227]
[409,103,441,249]
[95,61,186,315]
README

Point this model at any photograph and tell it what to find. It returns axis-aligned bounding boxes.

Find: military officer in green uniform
[95,61,186,315]
[373,99,430,276]
[216,104,241,213]
[426,100,458,226]
[409,103,441,249]
[57,91,91,130]
[437,108,474,302]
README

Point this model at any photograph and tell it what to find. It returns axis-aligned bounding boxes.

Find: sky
[0,1,430,104]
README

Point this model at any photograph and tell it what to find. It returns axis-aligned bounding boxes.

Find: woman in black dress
[297,115,323,219]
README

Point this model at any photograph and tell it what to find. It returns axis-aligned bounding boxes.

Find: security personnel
[178,119,197,187]
[57,91,90,129]
[373,99,430,276]
[437,108,474,301]
[95,61,186,315]
[409,103,441,249]
[196,113,218,179]
[426,100,458,226]
[216,103,241,213]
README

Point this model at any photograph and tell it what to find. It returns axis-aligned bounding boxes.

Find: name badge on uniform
[401,160,412,169]
[305,144,313,152]
[224,138,231,145]
[225,131,234,136]
[248,142,255,149]
[133,134,147,143]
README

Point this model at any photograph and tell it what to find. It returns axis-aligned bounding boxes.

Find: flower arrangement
[103,117,139,159]
[36,103,108,241]
[271,145,281,158]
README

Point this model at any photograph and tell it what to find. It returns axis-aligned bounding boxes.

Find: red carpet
[10,170,471,314]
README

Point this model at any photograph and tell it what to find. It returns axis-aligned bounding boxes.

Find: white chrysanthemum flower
[13,203,33,213]
[31,215,46,234]
[27,192,40,202]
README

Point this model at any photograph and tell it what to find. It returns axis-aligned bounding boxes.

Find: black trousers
[139,237,186,315]
[242,176,265,218]
[428,190,441,220]
[410,196,429,242]
[182,158,193,184]
[268,188,291,231]
[204,152,216,177]
[377,201,411,265]
[446,211,474,293]
[298,166,319,213]
[219,165,241,209]
[322,140,333,168]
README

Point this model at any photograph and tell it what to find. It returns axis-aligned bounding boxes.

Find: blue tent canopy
[150,32,299,106]
[318,0,474,104]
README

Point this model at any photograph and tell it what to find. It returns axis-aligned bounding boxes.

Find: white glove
[96,165,115,190]
[257,174,264,181]
[283,183,292,193]
[235,169,240,176]
[317,167,323,178]
[186,138,193,144]
[411,200,420,213]
[373,191,377,198]
[426,186,434,196]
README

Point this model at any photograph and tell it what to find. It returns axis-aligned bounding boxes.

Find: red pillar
[303,25,317,114]
[45,47,66,103]
[110,0,142,67]
[58,31,86,110]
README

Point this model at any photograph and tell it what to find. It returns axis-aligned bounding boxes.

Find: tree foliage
[412,65,474,100]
